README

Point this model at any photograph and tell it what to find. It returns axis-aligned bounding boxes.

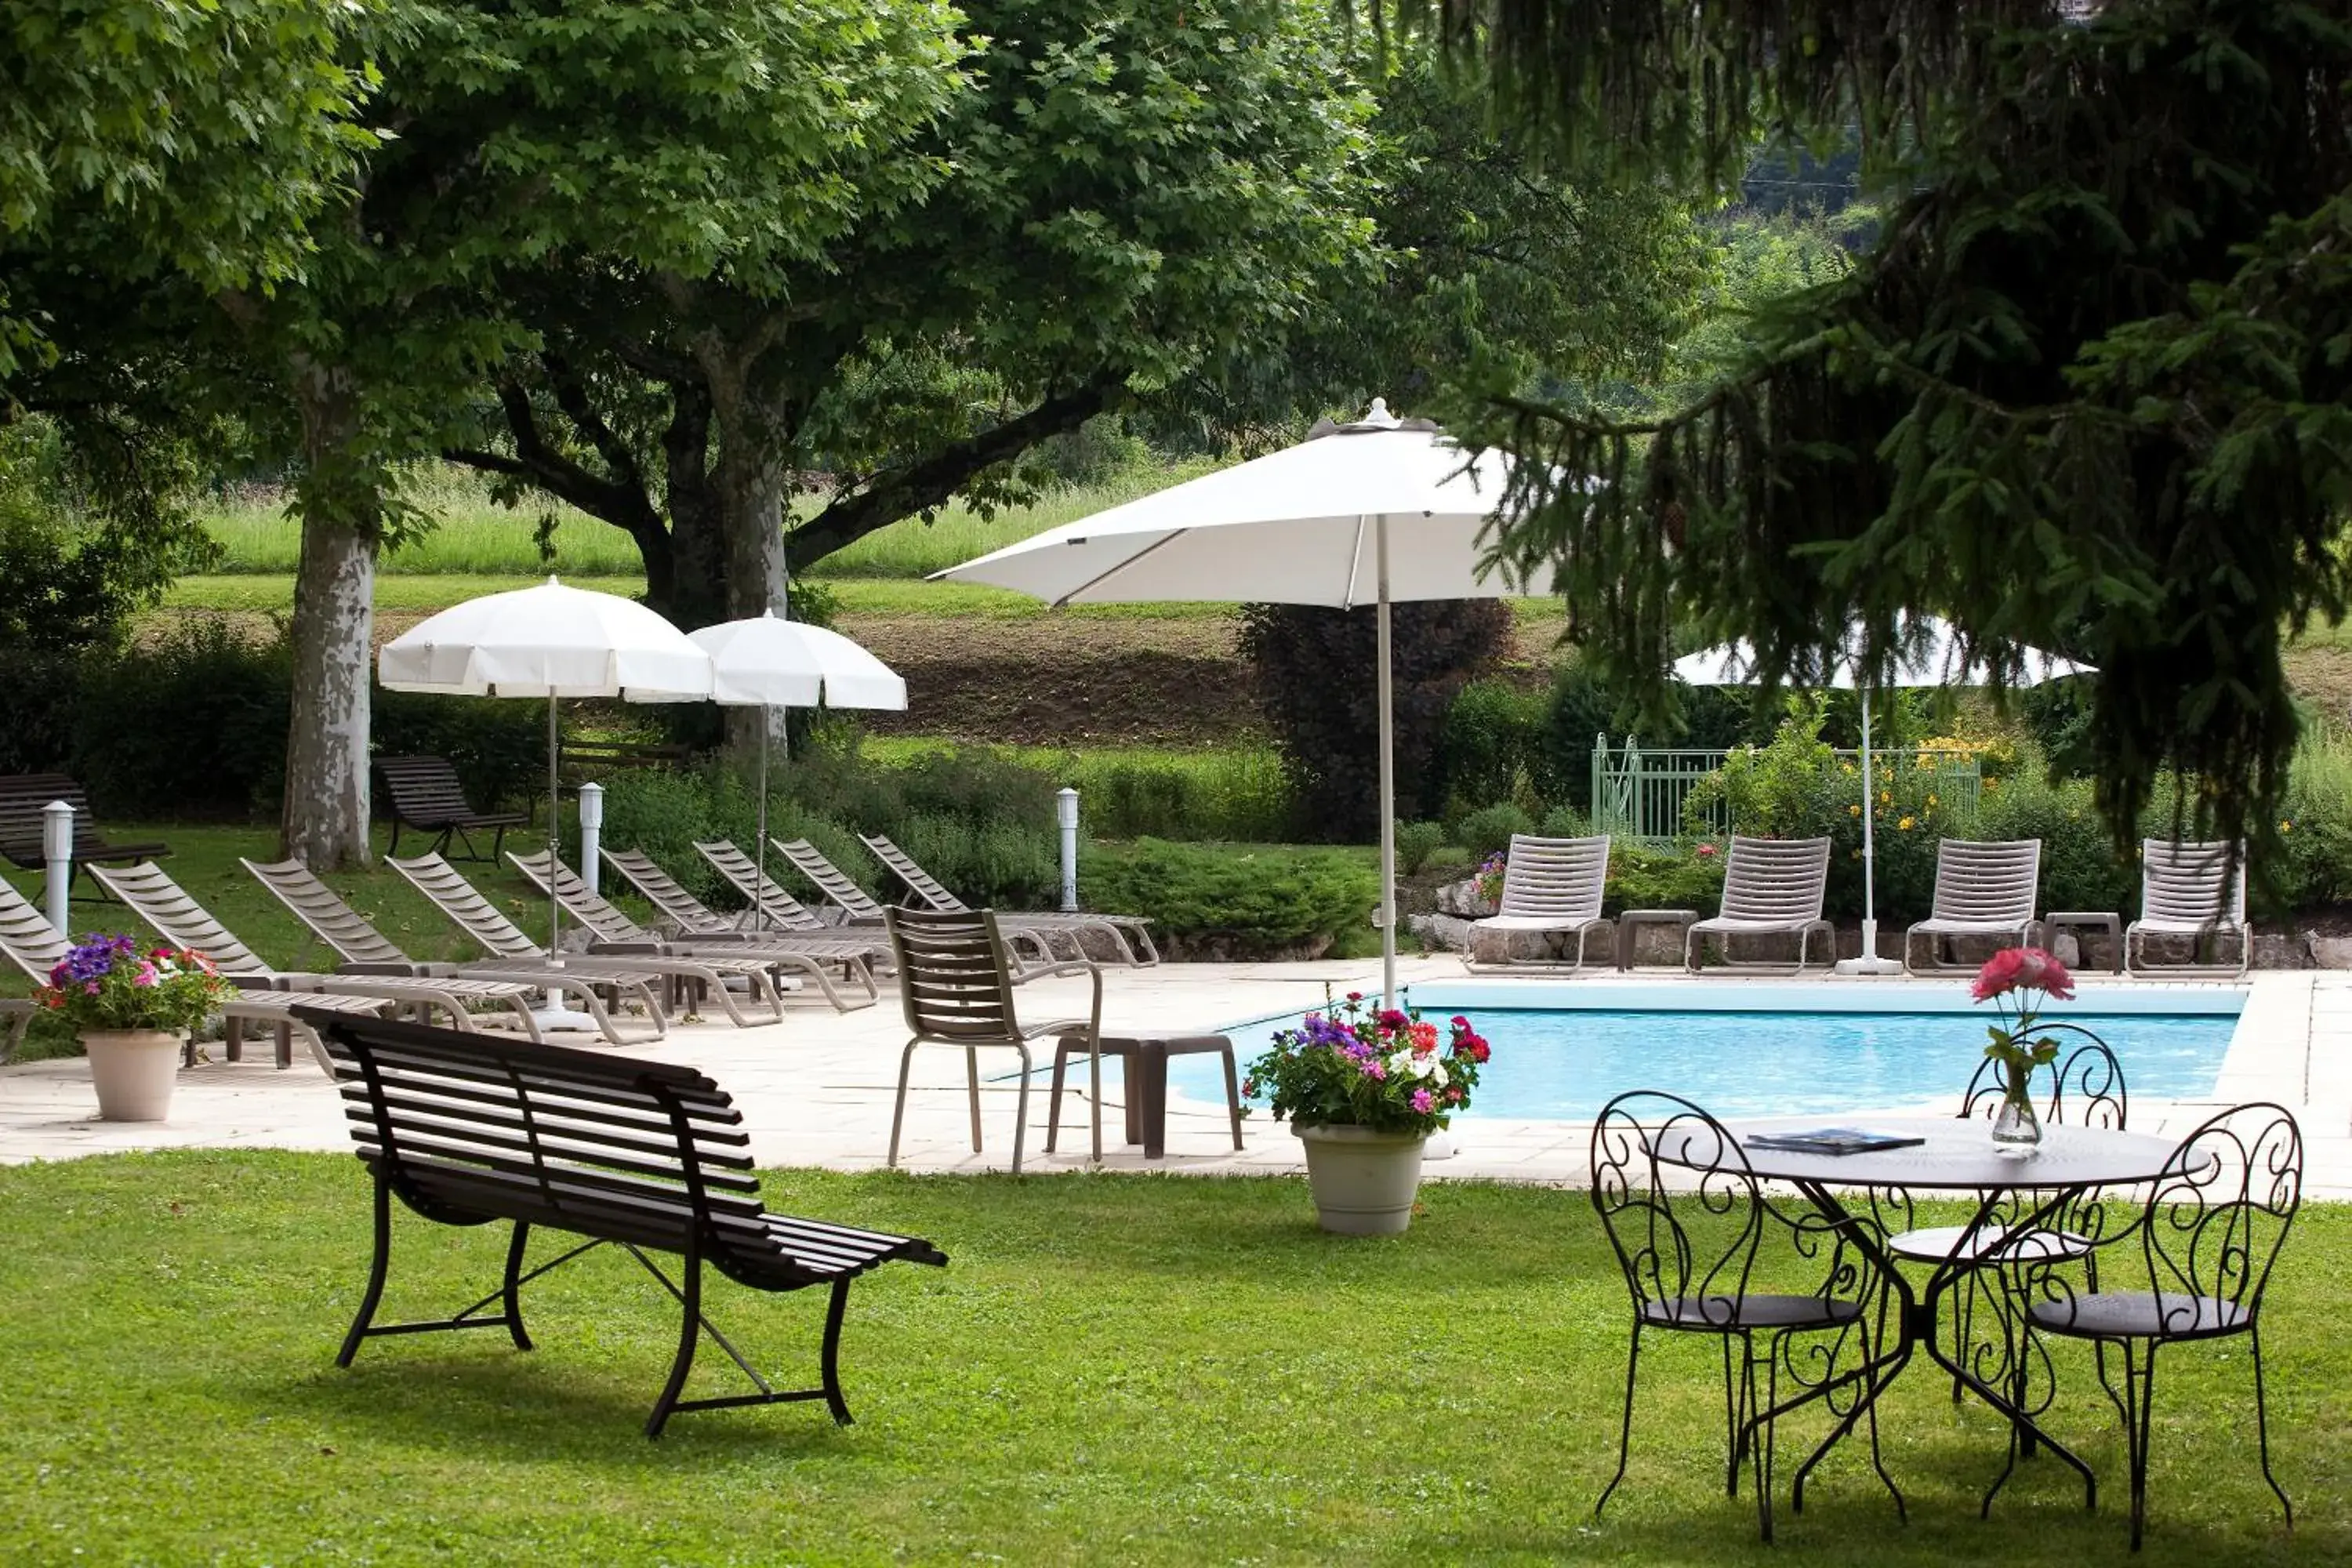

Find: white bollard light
[578,782,604,896]
[42,799,73,936]
[1057,787,1080,912]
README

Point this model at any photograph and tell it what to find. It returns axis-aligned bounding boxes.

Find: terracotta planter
[82,1029,183,1122]
[1296,1123,1427,1235]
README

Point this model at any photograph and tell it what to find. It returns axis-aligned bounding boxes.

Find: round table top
[1656,1116,2189,1190]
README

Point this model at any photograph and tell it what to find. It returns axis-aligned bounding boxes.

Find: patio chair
[2022,1102,2301,1549]
[1902,838,2042,974]
[387,851,793,1030]
[2125,839,2250,978]
[692,839,851,933]
[883,906,1105,1174]
[85,860,545,1039]
[0,772,170,887]
[1590,1091,1896,1542]
[862,832,1159,965]
[372,754,527,862]
[1465,833,1611,972]
[240,856,666,1045]
[777,837,1062,967]
[506,848,880,1014]
[1684,837,1835,974]
[0,873,389,1071]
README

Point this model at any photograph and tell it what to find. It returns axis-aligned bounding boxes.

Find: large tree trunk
[695,332,794,752]
[281,363,379,869]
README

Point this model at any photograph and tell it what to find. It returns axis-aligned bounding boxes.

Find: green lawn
[0,1153,2339,1565]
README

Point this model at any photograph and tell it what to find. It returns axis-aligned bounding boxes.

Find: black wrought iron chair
[2021,1102,2301,1551]
[1590,1091,1896,1542]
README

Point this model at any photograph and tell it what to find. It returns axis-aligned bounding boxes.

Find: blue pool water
[1166,1000,2241,1123]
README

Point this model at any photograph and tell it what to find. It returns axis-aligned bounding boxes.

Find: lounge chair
[373,754,527,862]
[774,837,1067,967]
[1684,836,1835,974]
[240,856,666,1044]
[2125,839,2250,978]
[1465,833,1611,972]
[861,833,1159,965]
[693,839,866,934]
[387,852,789,1028]
[1902,838,2043,974]
[0,874,389,1071]
[604,848,897,974]
[85,861,545,1039]
[0,773,170,887]
[506,848,880,1013]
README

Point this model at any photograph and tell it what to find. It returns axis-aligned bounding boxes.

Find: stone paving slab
[5,956,2345,1197]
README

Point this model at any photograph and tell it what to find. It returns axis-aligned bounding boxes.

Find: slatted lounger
[389,852,788,1028]
[0,874,388,1071]
[240,857,667,1045]
[372,755,528,862]
[861,833,1159,966]
[775,837,1061,967]
[1684,836,1835,975]
[506,848,881,1013]
[1465,833,1612,973]
[604,848,898,976]
[2126,839,2252,978]
[693,839,855,933]
[307,1008,948,1437]
[1903,838,2043,973]
[85,860,547,1040]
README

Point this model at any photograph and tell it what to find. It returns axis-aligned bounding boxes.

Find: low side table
[1046,1034,1246,1159]
[1617,908,1700,971]
[2045,911,2122,975]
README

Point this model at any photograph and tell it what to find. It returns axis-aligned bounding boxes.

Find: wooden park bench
[557,737,693,784]
[306,1008,947,1436]
[372,755,528,862]
[0,772,170,886]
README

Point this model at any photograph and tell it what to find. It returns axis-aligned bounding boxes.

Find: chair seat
[1690,916,1824,934]
[2029,1290,2249,1339]
[1907,917,2031,936]
[1641,1293,1861,1330]
[1472,914,1606,932]
[1887,1222,2093,1265]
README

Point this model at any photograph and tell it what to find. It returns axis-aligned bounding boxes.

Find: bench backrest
[692,840,829,931]
[1929,837,2042,924]
[0,873,71,980]
[558,739,693,785]
[1496,833,1610,920]
[373,756,483,824]
[242,858,417,967]
[387,852,546,959]
[776,838,887,920]
[0,772,116,858]
[308,1010,793,1271]
[2140,839,2246,925]
[861,835,965,913]
[1717,836,1831,923]
[602,849,734,935]
[85,860,272,975]
[508,848,650,943]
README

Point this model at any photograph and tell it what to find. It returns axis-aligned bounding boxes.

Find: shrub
[2263,728,2352,913]
[1082,839,1377,959]
[1539,804,1593,839]
[1395,820,1447,875]
[1453,802,1536,861]
[73,622,293,818]
[1973,766,2136,916]
[891,811,1058,909]
[1072,748,1297,841]
[1434,680,1550,818]
[1603,840,1727,915]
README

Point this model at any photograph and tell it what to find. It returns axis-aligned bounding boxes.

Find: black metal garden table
[1656,1116,2194,1520]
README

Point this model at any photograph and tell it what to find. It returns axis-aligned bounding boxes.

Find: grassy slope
[0,1151,2339,1566]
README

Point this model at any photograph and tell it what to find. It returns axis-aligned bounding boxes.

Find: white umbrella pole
[1376,514,1397,1007]
[754,707,770,933]
[546,693,562,955]
[1836,689,1903,974]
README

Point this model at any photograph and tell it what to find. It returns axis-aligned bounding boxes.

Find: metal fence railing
[1589,734,1984,845]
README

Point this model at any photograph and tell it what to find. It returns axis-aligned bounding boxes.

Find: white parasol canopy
[940,399,1544,1004]
[379,577,713,1007]
[1674,615,2091,973]
[688,611,908,929]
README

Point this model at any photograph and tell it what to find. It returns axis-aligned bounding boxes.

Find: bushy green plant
[1436,680,1551,818]
[1973,765,2136,916]
[1453,802,1536,861]
[1539,804,1592,839]
[1603,840,1727,916]
[594,767,881,911]
[891,811,1058,909]
[1395,820,1446,875]
[1075,749,1297,841]
[2265,728,2352,913]
[71,622,293,817]
[1082,840,1376,959]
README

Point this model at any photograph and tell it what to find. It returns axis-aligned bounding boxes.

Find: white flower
[1428,1059,1449,1088]
[1389,1048,1437,1080]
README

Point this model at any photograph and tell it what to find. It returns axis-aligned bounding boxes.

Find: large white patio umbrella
[938,399,1544,1004]
[1674,615,2090,973]
[688,611,907,928]
[379,577,713,996]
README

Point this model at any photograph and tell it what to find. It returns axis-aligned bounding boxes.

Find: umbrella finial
[1364,397,1397,427]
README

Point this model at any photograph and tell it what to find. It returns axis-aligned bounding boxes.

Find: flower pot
[1296,1123,1427,1235]
[82,1029,183,1122]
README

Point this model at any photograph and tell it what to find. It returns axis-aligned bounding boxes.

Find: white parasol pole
[1836,688,1903,974]
[1376,512,1397,1007]
[545,693,562,955]
[753,706,771,932]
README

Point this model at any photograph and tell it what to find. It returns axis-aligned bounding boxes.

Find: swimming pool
[1165,982,2245,1123]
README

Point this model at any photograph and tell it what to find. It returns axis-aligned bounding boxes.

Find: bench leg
[337,1176,396,1368]
[819,1276,854,1426]
[501,1221,536,1352]
[646,1249,703,1439]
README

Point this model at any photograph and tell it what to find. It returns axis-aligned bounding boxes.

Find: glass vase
[1991,1080,2043,1154]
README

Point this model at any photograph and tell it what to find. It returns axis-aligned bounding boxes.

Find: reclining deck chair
[2126,839,2251,978]
[241,857,666,1044]
[861,833,1158,966]
[607,848,897,975]
[0,874,388,1070]
[87,860,546,1039]
[1903,838,2043,974]
[506,848,880,1013]
[776,837,1062,967]
[1465,833,1611,972]
[388,852,787,1028]
[1684,836,1835,975]
[692,840,877,936]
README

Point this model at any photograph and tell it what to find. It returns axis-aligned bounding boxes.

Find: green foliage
[0,417,215,653]
[1971,768,2137,921]
[1452,803,1536,862]
[1538,804,1592,839]
[1082,839,1376,959]
[1394,820,1447,875]
[1602,840,1726,917]
[1433,680,1551,819]
[1068,749,1297,844]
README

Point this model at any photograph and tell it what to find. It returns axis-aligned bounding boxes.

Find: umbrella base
[530,1004,604,1033]
[1833,956,1906,975]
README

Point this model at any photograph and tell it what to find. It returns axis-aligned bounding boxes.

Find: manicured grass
[0,1152,2339,1564]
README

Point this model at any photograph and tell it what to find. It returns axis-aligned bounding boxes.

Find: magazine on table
[1744,1127,1926,1156]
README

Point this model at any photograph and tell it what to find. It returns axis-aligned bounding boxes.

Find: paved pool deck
[5,957,2347,1196]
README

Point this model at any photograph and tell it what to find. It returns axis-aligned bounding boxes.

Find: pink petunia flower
[1411,1089,1433,1114]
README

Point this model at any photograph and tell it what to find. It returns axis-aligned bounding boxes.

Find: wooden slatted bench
[558,738,694,784]
[0,772,170,882]
[305,1008,948,1437]
[372,755,527,862]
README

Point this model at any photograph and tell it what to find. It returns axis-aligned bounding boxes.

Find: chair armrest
[338,961,435,978]
[1010,960,1100,985]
